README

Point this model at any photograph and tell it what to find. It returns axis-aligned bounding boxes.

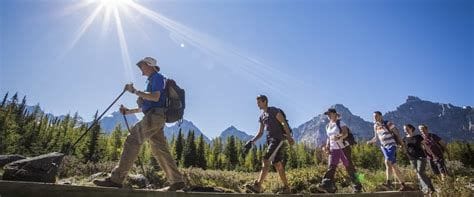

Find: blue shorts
[381,145,397,164]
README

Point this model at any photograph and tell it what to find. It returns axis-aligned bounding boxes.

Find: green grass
[56,156,473,196]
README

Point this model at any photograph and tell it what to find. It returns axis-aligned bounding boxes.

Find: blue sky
[1,0,473,138]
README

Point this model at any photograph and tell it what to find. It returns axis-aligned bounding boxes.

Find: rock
[2,152,65,183]
[0,155,26,167]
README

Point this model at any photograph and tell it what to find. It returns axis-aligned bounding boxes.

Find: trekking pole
[66,89,126,154]
[122,111,147,176]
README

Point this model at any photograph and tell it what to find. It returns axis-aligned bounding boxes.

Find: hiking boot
[382,180,393,189]
[157,182,185,192]
[245,180,263,193]
[93,177,122,188]
[276,186,291,194]
[399,183,409,191]
[317,178,336,193]
[353,184,363,193]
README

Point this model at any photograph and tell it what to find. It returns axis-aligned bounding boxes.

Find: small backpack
[382,120,402,145]
[328,120,357,146]
[164,79,185,123]
[269,107,293,136]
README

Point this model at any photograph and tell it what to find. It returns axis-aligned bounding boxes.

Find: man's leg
[384,159,392,183]
[274,162,288,186]
[391,163,405,183]
[249,140,283,193]
[257,159,271,185]
[110,121,148,184]
[437,159,448,181]
[149,126,184,184]
[94,113,160,187]
[416,159,435,193]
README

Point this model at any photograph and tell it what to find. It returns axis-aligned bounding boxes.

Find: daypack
[327,120,357,146]
[382,120,402,145]
[269,107,293,136]
[164,79,185,123]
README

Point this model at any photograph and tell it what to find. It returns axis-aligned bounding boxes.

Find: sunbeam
[64,4,104,57]
[113,7,134,83]
[125,1,308,101]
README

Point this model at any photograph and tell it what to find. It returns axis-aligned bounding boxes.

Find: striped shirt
[374,121,397,148]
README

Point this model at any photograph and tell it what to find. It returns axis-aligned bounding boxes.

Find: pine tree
[196,134,207,169]
[174,129,185,164]
[85,111,101,163]
[182,130,197,168]
[1,92,8,108]
[110,124,123,161]
[210,138,222,169]
[224,136,238,170]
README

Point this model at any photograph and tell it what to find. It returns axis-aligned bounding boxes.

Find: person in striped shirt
[367,111,408,191]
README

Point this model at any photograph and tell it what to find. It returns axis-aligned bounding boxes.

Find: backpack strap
[336,119,343,134]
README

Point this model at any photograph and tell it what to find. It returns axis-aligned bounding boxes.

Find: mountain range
[27,96,473,147]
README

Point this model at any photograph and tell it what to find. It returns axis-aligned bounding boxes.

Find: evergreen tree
[183,130,197,168]
[85,111,101,163]
[224,136,239,170]
[174,129,185,164]
[210,138,223,170]
[196,134,207,169]
[110,124,123,161]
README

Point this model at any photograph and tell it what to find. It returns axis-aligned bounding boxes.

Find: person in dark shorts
[419,124,448,181]
[403,124,435,195]
[244,95,295,194]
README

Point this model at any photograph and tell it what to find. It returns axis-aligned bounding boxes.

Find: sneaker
[399,183,409,191]
[245,180,263,193]
[317,178,336,193]
[382,180,393,189]
[276,186,291,194]
[157,182,185,192]
[353,184,363,193]
[93,177,122,188]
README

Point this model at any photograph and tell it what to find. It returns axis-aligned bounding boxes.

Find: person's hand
[124,83,136,94]
[331,135,341,141]
[367,139,375,145]
[322,145,330,154]
[136,97,144,107]
[120,105,129,115]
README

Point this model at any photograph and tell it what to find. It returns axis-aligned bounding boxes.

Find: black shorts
[429,159,447,175]
[263,138,285,165]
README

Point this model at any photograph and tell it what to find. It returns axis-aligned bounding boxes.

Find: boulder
[2,152,65,183]
[0,155,26,167]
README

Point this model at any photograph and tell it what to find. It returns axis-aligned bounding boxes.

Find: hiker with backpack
[419,124,448,181]
[93,57,185,191]
[367,111,408,191]
[244,95,295,194]
[402,124,436,195]
[316,108,362,193]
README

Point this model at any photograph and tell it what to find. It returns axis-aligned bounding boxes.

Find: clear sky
[1,0,473,138]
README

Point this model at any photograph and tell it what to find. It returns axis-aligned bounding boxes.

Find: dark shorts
[429,159,447,175]
[263,138,285,165]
